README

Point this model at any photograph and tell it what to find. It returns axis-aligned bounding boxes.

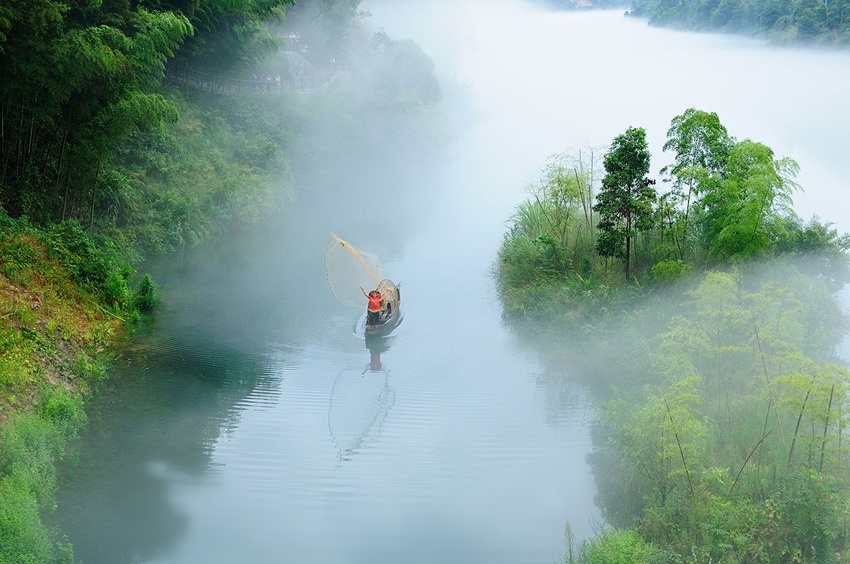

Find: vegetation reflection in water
[51,326,283,564]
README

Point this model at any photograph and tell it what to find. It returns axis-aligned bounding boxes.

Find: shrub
[578,528,659,563]
[103,269,133,310]
[0,475,56,564]
[46,221,114,292]
[651,259,693,283]
[73,354,109,386]
[38,388,85,438]
[0,413,77,564]
[0,416,59,504]
[133,273,160,313]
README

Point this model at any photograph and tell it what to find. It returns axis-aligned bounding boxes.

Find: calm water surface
[54,3,850,563]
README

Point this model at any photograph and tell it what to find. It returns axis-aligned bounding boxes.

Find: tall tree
[661,108,734,259]
[0,1,192,222]
[171,0,295,73]
[594,126,656,281]
[701,139,799,259]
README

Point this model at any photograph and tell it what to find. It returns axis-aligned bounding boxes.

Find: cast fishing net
[324,233,385,309]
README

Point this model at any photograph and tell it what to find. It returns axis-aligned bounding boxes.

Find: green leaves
[658,109,812,265]
[703,140,800,260]
[129,9,193,88]
[0,0,195,225]
[663,108,733,178]
[594,126,656,279]
[593,265,850,560]
[180,0,292,71]
[632,0,850,46]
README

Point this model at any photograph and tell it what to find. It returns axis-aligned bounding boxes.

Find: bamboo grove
[1,2,188,226]
[0,0,321,234]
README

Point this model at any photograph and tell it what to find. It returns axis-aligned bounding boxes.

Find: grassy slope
[0,220,119,563]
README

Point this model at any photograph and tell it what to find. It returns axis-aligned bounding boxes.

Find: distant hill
[528,0,631,9]
[630,0,850,46]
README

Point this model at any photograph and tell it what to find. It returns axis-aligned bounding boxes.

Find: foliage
[701,139,799,260]
[651,259,692,283]
[575,528,660,563]
[590,268,850,562]
[173,0,295,73]
[134,273,160,313]
[497,109,850,328]
[497,149,609,317]
[629,0,850,46]
[0,3,193,225]
[104,90,294,256]
[0,3,382,562]
[0,215,141,407]
[593,126,656,281]
[45,221,117,295]
[775,216,850,292]
[659,108,733,261]
[38,387,85,438]
[0,407,81,564]
[495,110,850,562]
[0,0,297,255]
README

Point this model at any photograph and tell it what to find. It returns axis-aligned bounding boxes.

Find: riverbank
[0,216,141,562]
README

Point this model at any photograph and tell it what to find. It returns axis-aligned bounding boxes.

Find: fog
[366,0,850,234]
[52,2,850,563]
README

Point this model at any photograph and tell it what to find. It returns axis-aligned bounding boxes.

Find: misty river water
[52,2,850,563]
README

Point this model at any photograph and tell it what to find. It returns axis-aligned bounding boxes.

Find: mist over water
[369,0,850,233]
[52,3,850,563]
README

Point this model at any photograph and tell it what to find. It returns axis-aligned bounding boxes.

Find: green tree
[528,150,599,262]
[632,0,850,45]
[594,126,656,281]
[701,139,799,259]
[0,2,192,223]
[173,0,294,73]
[660,108,734,260]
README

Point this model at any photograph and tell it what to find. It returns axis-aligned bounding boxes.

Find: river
[52,2,850,563]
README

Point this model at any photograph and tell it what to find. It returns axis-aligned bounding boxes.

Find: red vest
[367,294,382,312]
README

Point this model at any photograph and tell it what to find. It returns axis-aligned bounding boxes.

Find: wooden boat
[365,279,401,336]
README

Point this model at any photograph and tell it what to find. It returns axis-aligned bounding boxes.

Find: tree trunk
[625,213,632,281]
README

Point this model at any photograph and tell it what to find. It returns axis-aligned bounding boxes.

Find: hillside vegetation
[630,0,850,46]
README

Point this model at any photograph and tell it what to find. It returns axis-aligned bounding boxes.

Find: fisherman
[360,286,383,325]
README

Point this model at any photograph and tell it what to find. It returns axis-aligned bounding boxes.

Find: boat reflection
[364,333,393,373]
[327,334,396,462]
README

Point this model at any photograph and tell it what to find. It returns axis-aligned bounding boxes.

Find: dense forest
[630,0,850,45]
[532,0,850,46]
[0,0,301,251]
[497,111,850,561]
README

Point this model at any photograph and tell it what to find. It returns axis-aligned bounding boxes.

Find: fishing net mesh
[324,233,385,309]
